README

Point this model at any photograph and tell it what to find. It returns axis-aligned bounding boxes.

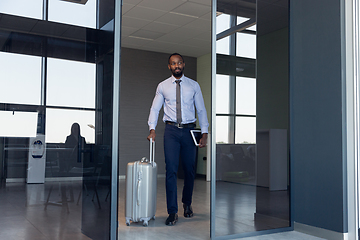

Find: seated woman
[65,122,86,171]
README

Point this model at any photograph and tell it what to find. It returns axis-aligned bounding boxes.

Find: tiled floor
[118,178,211,240]
[239,231,326,240]
[0,181,92,240]
[0,178,323,240]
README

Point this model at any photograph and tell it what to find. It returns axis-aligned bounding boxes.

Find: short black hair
[168,53,184,64]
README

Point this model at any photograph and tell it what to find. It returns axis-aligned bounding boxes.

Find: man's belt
[166,121,196,129]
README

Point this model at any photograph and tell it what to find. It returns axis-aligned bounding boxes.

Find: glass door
[0,1,118,239]
[211,0,291,238]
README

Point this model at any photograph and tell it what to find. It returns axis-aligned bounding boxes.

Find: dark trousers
[164,124,197,214]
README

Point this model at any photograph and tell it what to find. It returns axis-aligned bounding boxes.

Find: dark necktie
[175,80,182,123]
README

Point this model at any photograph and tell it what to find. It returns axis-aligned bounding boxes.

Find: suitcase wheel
[143,221,148,227]
[152,216,155,220]
[126,220,130,226]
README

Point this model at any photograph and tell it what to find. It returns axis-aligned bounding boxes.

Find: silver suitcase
[125,140,157,226]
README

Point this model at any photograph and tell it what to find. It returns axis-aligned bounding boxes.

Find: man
[147,53,209,226]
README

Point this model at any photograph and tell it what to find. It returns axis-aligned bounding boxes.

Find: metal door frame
[111,0,122,239]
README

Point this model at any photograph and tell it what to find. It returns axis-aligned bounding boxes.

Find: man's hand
[147,129,156,142]
[199,133,208,148]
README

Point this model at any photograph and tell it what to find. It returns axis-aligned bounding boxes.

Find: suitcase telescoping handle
[141,138,155,166]
[140,138,155,166]
[149,138,155,166]
[136,139,155,206]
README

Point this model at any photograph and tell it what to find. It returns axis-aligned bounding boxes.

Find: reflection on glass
[237,16,250,25]
[216,13,230,34]
[236,77,256,115]
[237,16,256,31]
[47,58,96,108]
[216,13,230,55]
[236,33,256,58]
[216,36,230,55]
[215,140,257,235]
[0,111,37,137]
[215,0,290,237]
[48,0,96,28]
[247,24,256,31]
[216,74,230,114]
[0,1,114,239]
[45,108,95,143]
[235,117,256,144]
[0,0,43,19]
[216,116,230,144]
[216,142,255,181]
[61,122,87,174]
[0,52,42,105]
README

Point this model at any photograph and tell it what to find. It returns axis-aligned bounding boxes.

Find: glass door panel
[212,0,290,238]
[0,1,117,239]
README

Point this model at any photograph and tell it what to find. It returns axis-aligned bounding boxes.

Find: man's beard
[172,67,184,78]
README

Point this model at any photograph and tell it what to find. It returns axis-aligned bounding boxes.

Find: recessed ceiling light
[129,36,154,41]
[169,12,199,19]
[60,0,88,5]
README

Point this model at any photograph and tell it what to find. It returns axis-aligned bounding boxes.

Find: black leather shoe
[165,213,178,225]
[183,204,193,218]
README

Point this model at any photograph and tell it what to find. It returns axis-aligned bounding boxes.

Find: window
[236,33,256,58]
[236,76,256,115]
[217,13,230,34]
[235,117,256,144]
[216,14,256,144]
[216,13,230,55]
[47,58,96,109]
[215,74,230,114]
[215,116,230,144]
[0,52,42,105]
[0,0,43,19]
[0,111,37,137]
[46,58,96,144]
[216,36,230,55]
[45,108,95,143]
[48,0,97,28]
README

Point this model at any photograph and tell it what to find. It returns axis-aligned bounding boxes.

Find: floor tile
[0,179,323,240]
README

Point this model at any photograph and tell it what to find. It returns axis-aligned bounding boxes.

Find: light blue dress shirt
[148,75,209,134]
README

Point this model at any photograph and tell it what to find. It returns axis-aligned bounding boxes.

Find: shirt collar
[171,74,184,83]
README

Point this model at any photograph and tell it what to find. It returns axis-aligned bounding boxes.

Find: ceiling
[121,0,212,58]
[121,0,288,58]
[0,0,288,59]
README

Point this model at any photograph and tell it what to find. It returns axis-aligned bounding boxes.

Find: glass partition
[213,0,290,238]
[0,1,117,239]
